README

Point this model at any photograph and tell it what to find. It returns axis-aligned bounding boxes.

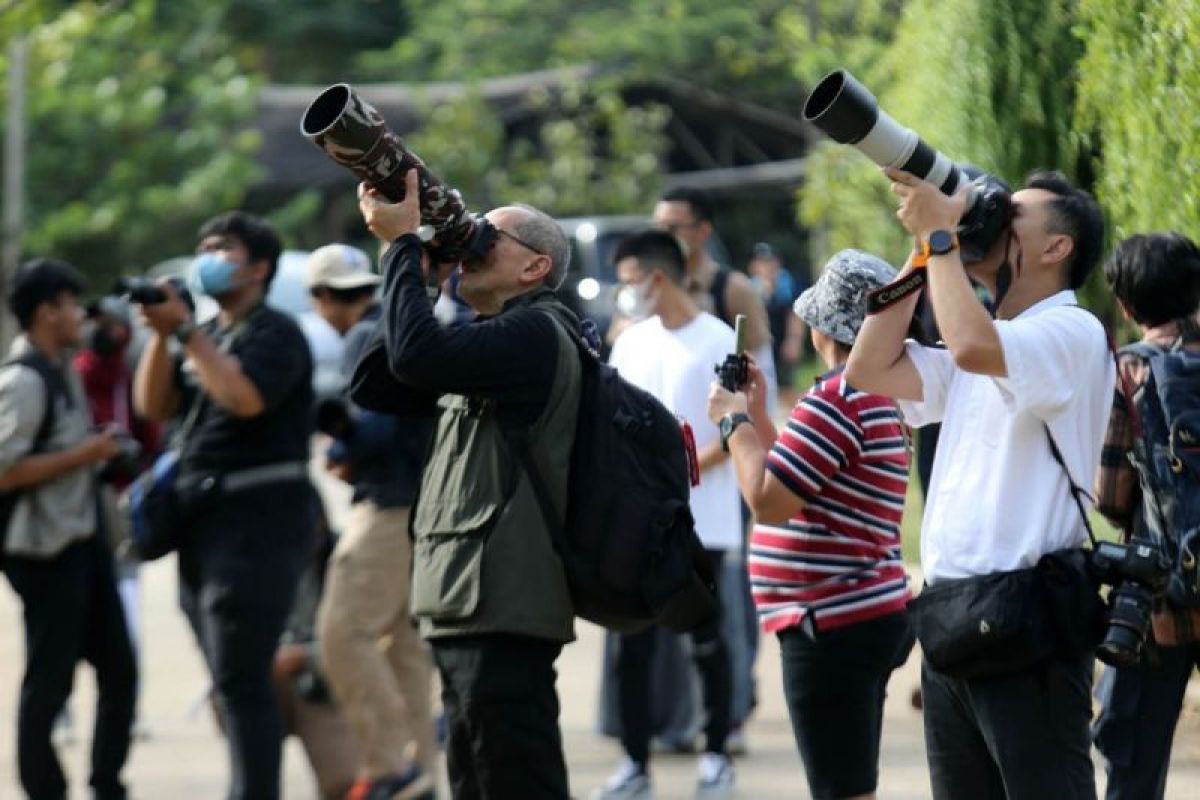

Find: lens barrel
[803,70,962,195]
[301,84,484,262]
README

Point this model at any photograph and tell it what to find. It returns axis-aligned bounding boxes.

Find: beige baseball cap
[305,244,382,290]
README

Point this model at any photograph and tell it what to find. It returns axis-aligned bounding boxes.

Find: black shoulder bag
[907,426,1106,680]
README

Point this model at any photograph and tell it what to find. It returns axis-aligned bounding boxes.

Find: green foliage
[360,0,799,105]
[797,0,1082,270]
[1,1,262,287]
[1075,0,1200,241]
[404,80,670,217]
[207,0,407,83]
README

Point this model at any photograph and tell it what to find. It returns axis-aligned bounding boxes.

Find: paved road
[3,547,1200,799]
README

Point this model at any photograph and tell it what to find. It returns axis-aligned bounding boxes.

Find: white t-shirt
[609,313,742,550]
[898,291,1115,584]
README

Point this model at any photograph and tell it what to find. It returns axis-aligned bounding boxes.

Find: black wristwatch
[927,229,959,255]
[720,412,753,452]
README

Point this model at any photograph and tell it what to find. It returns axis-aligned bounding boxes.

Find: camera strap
[865,267,927,315]
[1043,424,1099,549]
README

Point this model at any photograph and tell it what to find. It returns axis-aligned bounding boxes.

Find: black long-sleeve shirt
[349,234,573,431]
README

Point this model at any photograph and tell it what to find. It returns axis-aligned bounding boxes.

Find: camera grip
[715,354,749,392]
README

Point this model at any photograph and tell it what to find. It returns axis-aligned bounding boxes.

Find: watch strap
[721,412,753,452]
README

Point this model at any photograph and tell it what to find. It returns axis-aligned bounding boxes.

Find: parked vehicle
[556,215,731,341]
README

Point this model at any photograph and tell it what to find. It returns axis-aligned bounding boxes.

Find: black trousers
[178,484,311,800]
[4,534,137,800]
[779,612,914,800]
[617,549,732,764]
[1093,642,1200,800]
[922,654,1097,800]
[432,634,570,800]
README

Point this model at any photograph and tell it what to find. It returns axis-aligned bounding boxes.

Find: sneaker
[345,766,434,800]
[591,758,653,800]
[695,753,734,798]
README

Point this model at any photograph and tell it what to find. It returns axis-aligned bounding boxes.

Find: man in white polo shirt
[595,229,738,800]
[846,167,1113,799]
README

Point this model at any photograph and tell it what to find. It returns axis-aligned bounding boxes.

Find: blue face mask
[188,252,244,297]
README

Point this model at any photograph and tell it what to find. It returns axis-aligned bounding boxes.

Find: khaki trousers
[317,503,437,778]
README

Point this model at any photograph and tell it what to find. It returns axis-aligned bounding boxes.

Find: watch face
[720,415,733,438]
[929,230,955,255]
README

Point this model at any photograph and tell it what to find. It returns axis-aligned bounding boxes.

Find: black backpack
[1125,338,1200,607]
[0,352,68,563]
[511,313,719,634]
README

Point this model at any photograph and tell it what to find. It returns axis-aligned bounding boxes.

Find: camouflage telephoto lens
[300,83,486,262]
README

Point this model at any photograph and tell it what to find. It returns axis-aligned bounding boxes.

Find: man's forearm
[844,270,923,395]
[134,333,180,422]
[0,448,92,491]
[696,440,729,473]
[185,332,266,418]
[925,255,1005,375]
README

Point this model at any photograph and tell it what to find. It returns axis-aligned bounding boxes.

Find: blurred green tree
[359,0,800,107]
[796,0,1082,272]
[1075,0,1200,242]
[1,0,262,285]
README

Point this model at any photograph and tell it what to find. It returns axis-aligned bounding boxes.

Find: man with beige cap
[307,244,437,800]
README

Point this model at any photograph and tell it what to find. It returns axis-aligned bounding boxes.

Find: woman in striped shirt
[708,249,914,800]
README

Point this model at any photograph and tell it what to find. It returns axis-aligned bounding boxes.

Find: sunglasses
[495,227,547,256]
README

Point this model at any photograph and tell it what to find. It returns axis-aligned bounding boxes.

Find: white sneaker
[592,758,653,800]
[695,753,734,798]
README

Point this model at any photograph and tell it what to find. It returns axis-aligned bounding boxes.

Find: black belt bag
[126,458,308,562]
[909,547,1105,680]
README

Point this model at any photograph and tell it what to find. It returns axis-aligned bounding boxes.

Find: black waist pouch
[909,547,1103,680]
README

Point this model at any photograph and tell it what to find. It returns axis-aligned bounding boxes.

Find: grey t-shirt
[0,338,96,558]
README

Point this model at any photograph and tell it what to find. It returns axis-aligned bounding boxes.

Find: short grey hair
[511,203,571,290]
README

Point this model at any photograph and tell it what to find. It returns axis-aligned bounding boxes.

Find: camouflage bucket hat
[793,249,898,346]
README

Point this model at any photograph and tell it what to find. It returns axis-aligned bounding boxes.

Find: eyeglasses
[495,227,547,257]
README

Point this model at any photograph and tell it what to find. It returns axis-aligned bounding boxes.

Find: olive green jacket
[409,294,581,642]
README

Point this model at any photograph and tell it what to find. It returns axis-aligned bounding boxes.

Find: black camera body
[114,276,195,312]
[1091,540,1172,667]
[802,70,1012,264]
[99,433,143,485]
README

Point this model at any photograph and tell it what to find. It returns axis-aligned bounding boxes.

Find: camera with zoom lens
[114,276,195,312]
[1090,540,1172,667]
[802,70,1012,263]
[99,433,143,485]
[301,83,499,265]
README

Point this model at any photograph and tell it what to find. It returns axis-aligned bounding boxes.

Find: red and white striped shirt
[750,369,911,633]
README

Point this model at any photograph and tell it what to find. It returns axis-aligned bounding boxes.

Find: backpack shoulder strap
[4,352,68,454]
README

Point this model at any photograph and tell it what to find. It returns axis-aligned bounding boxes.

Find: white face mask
[617,276,655,320]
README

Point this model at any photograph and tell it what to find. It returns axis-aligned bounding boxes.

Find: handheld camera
[715,314,750,392]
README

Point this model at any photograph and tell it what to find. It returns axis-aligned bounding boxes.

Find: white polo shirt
[898,291,1115,584]
[609,312,742,551]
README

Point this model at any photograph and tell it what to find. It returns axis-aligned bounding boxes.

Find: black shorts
[777,611,914,800]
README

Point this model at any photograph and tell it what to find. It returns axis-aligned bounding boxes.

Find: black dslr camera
[1091,540,1172,667]
[114,276,195,312]
[802,70,1012,263]
[715,315,750,392]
